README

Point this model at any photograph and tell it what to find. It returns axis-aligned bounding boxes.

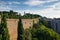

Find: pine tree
[1,13,9,40]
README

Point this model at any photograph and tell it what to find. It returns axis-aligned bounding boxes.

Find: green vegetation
[1,13,9,40]
[24,29,32,40]
[0,10,60,40]
[0,10,41,19]
[32,23,60,40]
[30,19,60,40]
[17,17,60,40]
[22,13,41,19]
[17,15,24,40]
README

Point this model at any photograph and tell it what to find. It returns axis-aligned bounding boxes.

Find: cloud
[24,0,59,6]
[0,0,60,18]
[8,1,21,5]
[0,1,20,11]
[24,0,45,6]
[0,1,7,5]
[24,1,45,6]
[0,5,11,11]
[0,1,11,11]
[45,0,59,2]
[0,1,21,5]
[15,2,60,18]
[53,2,60,10]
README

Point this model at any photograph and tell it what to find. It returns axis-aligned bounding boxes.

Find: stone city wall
[0,18,39,40]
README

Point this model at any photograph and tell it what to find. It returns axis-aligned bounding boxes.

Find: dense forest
[0,10,60,40]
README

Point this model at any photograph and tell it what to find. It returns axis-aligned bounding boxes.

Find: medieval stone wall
[7,19,19,40]
[22,18,39,29]
[0,18,39,40]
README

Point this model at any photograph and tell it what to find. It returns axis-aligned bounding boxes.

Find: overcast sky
[0,0,60,18]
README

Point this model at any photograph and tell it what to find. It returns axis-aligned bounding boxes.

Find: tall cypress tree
[0,22,2,40]
[1,13,9,40]
[17,15,24,40]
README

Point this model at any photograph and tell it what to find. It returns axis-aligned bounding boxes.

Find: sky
[0,0,60,18]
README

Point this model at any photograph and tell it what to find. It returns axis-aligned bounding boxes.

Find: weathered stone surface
[22,18,39,29]
[0,18,39,40]
[7,19,19,40]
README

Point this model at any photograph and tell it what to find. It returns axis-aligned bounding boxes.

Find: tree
[39,19,48,27]
[17,15,24,40]
[32,20,60,40]
[8,10,18,18]
[0,23,2,40]
[24,29,32,40]
[1,13,9,40]
[39,25,60,40]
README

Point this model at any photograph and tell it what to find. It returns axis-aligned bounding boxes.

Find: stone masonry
[0,18,39,40]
